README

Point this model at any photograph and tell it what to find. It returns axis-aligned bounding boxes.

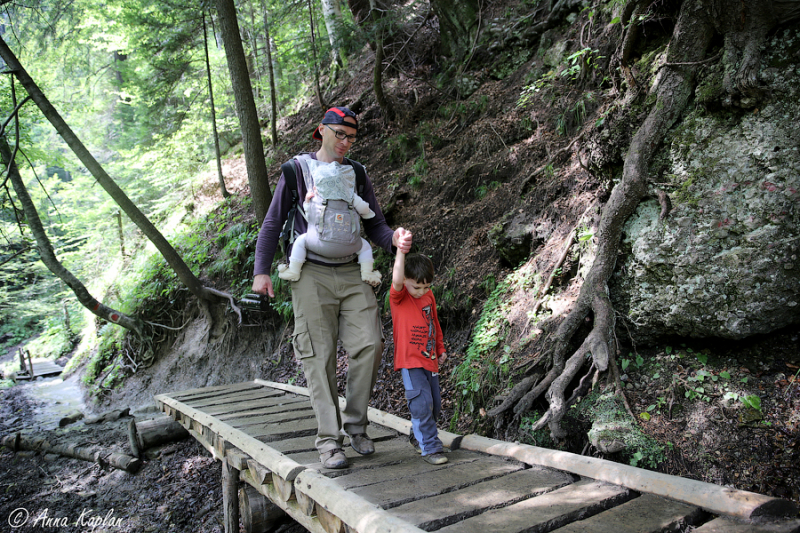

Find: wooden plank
[388,467,575,530]
[225,409,317,429]
[351,459,525,509]
[550,493,706,533]
[272,472,295,501]
[171,381,265,400]
[247,458,272,485]
[692,517,800,533]
[226,449,250,471]
[216,397,311,420]
[248,417,320,441]
[436,479,632,533]
[294,469,428,533]
[202,396,306,417]
[295,485,317,516]
[459,435,799,521]
[317,505,344,533]
[326,448,479,490]
[184,389,285,409]
[287,438,418,472]
[156,394,305,482]
[263,435,318,454]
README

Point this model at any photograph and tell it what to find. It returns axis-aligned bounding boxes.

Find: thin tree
[261,2,279,146]
[0,35,217,304]
[203,11,229,199]
[369,0,395,121]
[214,0,272,224]
[320,0,345,69]
[307,0,327,111]
[1,130,143,335]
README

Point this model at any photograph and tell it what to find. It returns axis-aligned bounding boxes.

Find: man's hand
[252,274,275,298]
[393,227,413,254]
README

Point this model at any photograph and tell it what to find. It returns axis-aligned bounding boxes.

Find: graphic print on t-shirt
[408,305,436,359]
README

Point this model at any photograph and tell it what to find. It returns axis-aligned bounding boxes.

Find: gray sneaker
[423,452,448,465]
[348,433,375,455]
[320,448,349,469]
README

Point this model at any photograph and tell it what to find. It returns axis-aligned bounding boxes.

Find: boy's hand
[393,227,412,254]
[439,352,447,364]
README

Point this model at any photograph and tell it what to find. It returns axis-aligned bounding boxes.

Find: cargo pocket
[405,389,427,419]
[291,317,315,360]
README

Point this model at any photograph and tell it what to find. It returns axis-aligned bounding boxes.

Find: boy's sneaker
[423,452,448,465]
[409,435,421,454]
[348,433,375,455]
[320,448,349,469]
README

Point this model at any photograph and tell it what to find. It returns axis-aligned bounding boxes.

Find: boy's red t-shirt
[389,285,445,372]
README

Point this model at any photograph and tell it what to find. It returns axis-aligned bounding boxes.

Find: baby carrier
[279,154,367,263]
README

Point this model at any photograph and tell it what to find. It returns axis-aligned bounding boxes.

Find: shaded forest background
[1,0,799,509]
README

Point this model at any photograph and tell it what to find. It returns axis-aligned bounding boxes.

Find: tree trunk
[214,0,272,224]
[262,3,279,146]
[429,0,480,60]
[0,35,215,305]
[346,0,372,25]
[320,0,345,69]
[204,12,230,199]
[369,0,395,121]
[1,135,144,335]
[307,0,328,111]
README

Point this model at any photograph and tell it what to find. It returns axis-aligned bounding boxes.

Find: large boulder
[610,32,800,343]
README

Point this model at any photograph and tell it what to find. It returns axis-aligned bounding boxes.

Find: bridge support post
[222,458,240,533]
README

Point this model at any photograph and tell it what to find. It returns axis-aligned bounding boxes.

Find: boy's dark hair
[404,253,434,284]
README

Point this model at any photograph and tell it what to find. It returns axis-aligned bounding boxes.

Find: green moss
[674,175,700,207]
[579,391,668,469]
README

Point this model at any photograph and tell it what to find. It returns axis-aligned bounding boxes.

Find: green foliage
[24,315,78,360]
[452,267,540,419]
[475,181,501,200]
[519,412,556,448]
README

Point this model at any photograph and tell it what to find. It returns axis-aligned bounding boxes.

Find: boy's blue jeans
[401,367,444,455]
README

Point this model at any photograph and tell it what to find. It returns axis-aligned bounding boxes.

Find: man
[252,107,412,469]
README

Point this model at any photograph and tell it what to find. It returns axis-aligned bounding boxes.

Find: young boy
[390,246,448,465]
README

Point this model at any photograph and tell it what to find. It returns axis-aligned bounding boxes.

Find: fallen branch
[1,433,142,473]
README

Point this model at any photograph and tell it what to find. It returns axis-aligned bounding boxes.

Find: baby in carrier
[278,157,383,286]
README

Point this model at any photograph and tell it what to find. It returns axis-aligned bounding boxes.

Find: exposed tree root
[494,0,722,438]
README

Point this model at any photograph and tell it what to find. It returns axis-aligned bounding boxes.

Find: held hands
[393,227,413,254]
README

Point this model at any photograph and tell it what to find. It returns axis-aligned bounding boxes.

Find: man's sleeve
[360,173,396,254]
[253,175,291,276]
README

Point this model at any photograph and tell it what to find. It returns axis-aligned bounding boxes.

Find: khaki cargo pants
[290,262,383,454]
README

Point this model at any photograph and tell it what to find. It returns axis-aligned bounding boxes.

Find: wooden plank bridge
[155,380,800,533]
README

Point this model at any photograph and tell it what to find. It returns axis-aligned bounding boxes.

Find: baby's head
[403,253,434,299]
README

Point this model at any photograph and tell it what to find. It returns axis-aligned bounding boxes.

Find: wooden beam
[459,435,799,520]
[222,459,240,533]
